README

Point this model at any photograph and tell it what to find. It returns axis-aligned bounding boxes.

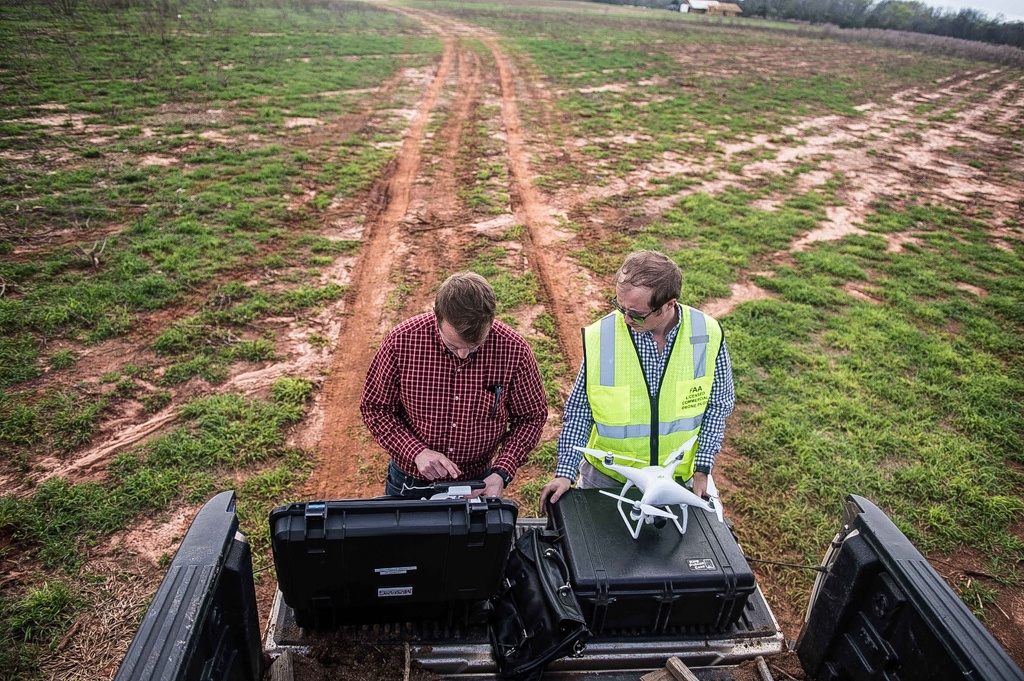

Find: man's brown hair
[616,250,682,309]
[434,272,496,344]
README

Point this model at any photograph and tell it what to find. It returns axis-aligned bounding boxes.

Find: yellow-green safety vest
[582,306,723,483]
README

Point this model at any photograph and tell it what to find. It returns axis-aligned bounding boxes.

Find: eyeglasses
[611,297,659,324]
[438,323,487,357]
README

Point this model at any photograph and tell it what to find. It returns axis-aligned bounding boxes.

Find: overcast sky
[927,0,1024,22]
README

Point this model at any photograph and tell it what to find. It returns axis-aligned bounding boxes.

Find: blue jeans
[385,460,436,499]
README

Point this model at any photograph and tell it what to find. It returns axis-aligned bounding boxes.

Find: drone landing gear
[669,506,687,535]
[601,483,691,539]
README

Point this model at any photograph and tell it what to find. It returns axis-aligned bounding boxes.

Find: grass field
[1,0,1022,676]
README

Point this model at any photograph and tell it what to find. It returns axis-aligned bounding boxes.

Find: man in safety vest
[539,250,735,512]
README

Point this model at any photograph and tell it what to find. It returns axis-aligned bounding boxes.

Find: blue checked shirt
[555,305,735,481]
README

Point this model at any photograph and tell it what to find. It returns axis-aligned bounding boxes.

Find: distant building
[682,0,742,14]
[707,2,742,15]
[684,0,713,11]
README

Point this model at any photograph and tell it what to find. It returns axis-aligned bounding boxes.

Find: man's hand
[538,477,572,515]
[472,472,506,499]
[691,471,709,499]
[414,449,462,481]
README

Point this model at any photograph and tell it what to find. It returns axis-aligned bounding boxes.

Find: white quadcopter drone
[574,435,724,539]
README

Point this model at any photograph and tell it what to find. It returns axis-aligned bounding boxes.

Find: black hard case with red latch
[270,497,518,628]
[548,488,755,634]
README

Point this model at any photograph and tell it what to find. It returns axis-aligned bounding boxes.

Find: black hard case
[548,488,755,634]
[270,497,518,628]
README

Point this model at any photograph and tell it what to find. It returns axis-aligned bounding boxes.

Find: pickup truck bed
[113,492,1024,681]
[263,518,786,679]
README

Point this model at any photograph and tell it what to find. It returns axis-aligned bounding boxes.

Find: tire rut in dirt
[396,7,595,373]
[400,43,486,318]
[307,41,457,499]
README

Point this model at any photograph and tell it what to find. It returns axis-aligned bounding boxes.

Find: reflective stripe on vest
[582,306,722,483]
[594,414,704,440]
[691,307,709,379]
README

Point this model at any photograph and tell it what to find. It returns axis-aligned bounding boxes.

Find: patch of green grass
[152,283,343,384]
[142,390,172,413]
[529,440,559,475]
[723,201,1024,596]
[570,234,633,276]
[227,338,277,363]
[0,334,41,388]
[3,581,79,646]
[529,312,568,406]
[271,376,315,407]
[637,189,819,304]
[514,440,560,513]
[161,355,230,386]
[259,254,288,270]
[467,245,540,313]
[48,390,109,452]
[308,333,330,348]
[0,580,80,679]
[298,235,360,255]
[0,391,307,570]
[0,388,110,458]
[0,397,40,455]
[386,280,414,313]
[47,350,78,370]
[318,138,396,200]
[457,107,511,213]
[958,578,999,620]
[532,311,557,339]
[491,271,539,313]
[529,334,568,407]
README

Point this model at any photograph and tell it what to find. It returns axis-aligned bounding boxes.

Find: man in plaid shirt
[539,251,735,513]
[361,272,548,498]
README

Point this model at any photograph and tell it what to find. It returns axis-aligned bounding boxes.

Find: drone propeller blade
[599,490,640,506]
[573,447,647,465]
[705,473,720,499]
[574,446,612,459]
[641,504,677,519]
[668,434,699,462]
[662,434,700,477]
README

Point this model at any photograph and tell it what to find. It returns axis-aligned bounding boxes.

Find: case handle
[304,501,327,554]
[542,547,573,595]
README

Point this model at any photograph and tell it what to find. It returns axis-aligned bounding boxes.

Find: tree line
[737,0,1024,49]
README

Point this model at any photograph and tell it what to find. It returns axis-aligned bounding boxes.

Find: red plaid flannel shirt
[360,313,548,481]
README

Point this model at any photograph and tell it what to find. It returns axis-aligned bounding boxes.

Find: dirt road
[306,8,594,499]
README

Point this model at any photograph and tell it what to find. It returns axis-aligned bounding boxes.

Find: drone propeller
[598,489,637,506]
[598,490,676,519]
[661,434,700,477]
[574,446,647,466]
